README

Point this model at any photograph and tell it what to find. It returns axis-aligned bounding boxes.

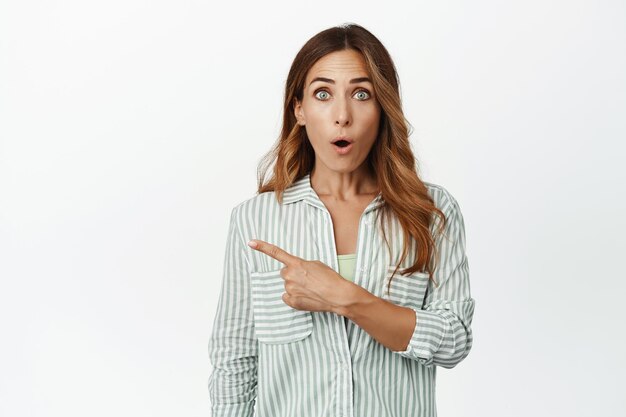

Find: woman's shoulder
[422,180,462,215]
[228,180,463,223]
[228,190,281,220]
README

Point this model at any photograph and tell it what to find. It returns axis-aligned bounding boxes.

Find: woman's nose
[334,97,351,126]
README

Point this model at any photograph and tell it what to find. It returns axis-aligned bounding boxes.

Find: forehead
[306,50,369,82]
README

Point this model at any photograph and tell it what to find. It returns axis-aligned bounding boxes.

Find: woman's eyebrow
[309,76,372,86]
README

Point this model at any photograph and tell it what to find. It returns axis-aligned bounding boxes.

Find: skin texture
[294,49,383,256]
[293,49,381,198]
[248,49,416,352]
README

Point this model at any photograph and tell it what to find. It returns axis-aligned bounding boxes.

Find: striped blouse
[208,173,475,417]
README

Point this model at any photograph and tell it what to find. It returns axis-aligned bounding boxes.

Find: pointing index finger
[247,239,298,266]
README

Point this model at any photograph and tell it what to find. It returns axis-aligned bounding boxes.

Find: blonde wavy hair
[256,23,448,291]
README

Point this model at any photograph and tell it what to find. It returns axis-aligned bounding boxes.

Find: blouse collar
[280,172,385,214]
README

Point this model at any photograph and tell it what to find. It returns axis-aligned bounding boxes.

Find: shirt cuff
[393,307,448,366]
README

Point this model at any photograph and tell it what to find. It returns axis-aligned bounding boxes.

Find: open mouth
[331,138,354,155]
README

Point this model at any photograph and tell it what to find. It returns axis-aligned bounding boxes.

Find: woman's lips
[332,141,354,155]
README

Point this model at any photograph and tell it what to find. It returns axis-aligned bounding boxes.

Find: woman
[208,23,475,417]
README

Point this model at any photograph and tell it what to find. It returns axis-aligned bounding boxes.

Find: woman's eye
[314,89,371,101]
[315,90,331,100]
[354,89,371,100]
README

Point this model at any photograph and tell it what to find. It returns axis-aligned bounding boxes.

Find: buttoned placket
[303,190,384,417]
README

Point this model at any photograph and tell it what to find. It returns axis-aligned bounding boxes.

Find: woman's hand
[247,239,356,314]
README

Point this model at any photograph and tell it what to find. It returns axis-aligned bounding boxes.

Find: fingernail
[247,240,257,248]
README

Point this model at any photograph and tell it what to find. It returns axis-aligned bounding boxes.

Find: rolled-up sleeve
[208,205,258,416]
[394,189,476,369]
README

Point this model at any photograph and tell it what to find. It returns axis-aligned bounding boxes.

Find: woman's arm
[208,205,258,416]
[338,190,475,369]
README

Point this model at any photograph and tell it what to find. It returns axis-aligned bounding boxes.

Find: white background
[1,1,625,416]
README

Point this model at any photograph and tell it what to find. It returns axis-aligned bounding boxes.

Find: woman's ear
[293,98,305,126]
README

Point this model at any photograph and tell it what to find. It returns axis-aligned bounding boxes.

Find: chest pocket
[249,269,313,344]
[381,265,430,309]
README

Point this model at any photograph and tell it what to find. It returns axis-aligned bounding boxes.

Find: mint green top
[337,253,357,282]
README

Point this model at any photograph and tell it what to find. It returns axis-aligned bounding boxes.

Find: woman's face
[294,49,381,174]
